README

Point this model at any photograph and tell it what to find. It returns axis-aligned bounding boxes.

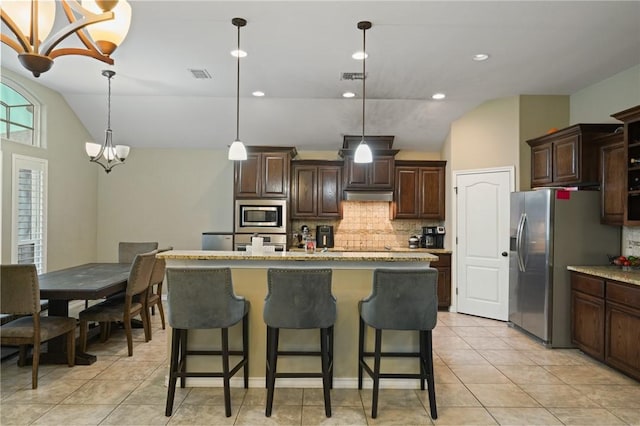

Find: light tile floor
[2,310,639,425]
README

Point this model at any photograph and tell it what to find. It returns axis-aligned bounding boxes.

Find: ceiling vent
[341,72,366,81]
[188,68,212,79]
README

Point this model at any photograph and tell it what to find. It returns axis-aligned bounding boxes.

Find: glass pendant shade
[85,142,101,157]
[354,141,373,163]
[228,139,247,161]
[115,144,130,160]
[82,0,132,55]
[2,1,56,42]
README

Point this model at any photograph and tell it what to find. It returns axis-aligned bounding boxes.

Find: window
[1,80,41,147]
[12,155,47,274]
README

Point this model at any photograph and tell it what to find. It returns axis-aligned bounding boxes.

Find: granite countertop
[157,250,438,263]
[567,265,640,286]
[288,247,452,254]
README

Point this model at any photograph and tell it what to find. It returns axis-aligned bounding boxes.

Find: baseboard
[163,376,426,389]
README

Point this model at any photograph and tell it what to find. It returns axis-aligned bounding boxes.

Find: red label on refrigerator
[556,190,571,200]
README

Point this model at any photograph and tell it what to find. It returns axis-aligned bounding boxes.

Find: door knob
[501,251,508,257]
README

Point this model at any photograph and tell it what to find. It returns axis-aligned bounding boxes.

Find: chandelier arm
[49,47,115,62]
[0,13,33,53]
[40,3,114,56]
[58,0,112,52]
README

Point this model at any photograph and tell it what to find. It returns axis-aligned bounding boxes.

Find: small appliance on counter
[408,235,420,249]
[316,225,334,248]
[421,226,445,249]
[202,232,234,250]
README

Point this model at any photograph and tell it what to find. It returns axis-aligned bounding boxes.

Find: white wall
[95,148,234,260]
[1,68,99,271]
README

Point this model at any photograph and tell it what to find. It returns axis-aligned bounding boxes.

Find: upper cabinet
[234,147,296,199]
[527,124,620,188]
[339,135,399,191]
[291,161,343,219]
[392,161,446,220]
[612,105,640,226]
[597,131,625,225]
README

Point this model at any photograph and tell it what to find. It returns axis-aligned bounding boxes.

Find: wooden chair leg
[31,340,40,389]
[221,327,232,417]
[425,330,437,420]
[124,318,133,356]
[419,330,426,391]
[265,326,278,417]
[180,329,188,388]
[142,308,152,342]
[320,327,332,417]
[371,328,382,419]
[165,327,181,417]
[79,320,88,352]
[242,312,249,388]
[18,345,27,367]
[156,299,166,330]
[67,329,75,367]
[328,325,334,389]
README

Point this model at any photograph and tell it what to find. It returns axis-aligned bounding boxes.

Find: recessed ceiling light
[252,91,265,97]
[352,51,368,60]
[231,49,247,58]
[472,53,489,61]
[343,92,356,98]
[432,93,446,100]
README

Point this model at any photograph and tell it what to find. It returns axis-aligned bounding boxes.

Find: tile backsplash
[291,201,440,250]
[622,227,640,257]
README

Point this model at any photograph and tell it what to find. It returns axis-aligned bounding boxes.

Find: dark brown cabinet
[611,105,640,225]
[291,161,343,219]
[343,155,395,190]
[527,124,620,188]
[430,253,451,310]
[598,132,625,225]
[393,161,446,220]
[234,147,296,199]
[570,271,640,381]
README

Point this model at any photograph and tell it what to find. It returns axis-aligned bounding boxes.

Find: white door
[456,168,513,320]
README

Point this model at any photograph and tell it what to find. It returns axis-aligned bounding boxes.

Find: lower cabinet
[570,271,640,380]
[430,253,451,310]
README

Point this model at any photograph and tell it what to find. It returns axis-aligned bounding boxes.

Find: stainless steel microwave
[235,199,287,234]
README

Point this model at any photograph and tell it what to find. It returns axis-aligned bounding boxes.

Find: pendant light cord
[107,73,112,131]
[362,26,366,142]
[236,22,240,141]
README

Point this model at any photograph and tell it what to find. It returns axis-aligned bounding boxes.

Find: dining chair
[0,264,77,389]
[118,242,159,264]
[263,268,336,417]
[78,250,156,356]
[358,267,438,420]
[146,247,173,334]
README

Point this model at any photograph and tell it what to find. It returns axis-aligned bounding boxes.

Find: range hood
[343,190,393,202]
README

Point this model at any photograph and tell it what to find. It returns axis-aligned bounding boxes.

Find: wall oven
[235,199,287,234]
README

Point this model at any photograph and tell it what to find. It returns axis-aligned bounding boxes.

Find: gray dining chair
[0,264,77,389]
[358,267,438,420]
[119,242,159,264]
[165,267,249,418]
[264,268,336,417]
[78,251,156,356]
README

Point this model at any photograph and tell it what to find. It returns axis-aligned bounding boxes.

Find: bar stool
[264,268,336,417]
[358,267,438,419]
[164,268,249,418]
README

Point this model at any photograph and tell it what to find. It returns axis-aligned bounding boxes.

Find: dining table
[38,262,131,365]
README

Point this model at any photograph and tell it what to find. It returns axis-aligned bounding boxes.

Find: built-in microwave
[235,199,287,234]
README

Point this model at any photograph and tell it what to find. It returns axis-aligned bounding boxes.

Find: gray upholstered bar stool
[358,267,438,420]
[264,268,336,417]
[164,268,249,418]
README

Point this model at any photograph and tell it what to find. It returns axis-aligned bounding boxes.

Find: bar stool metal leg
[358,318,365,389]
[166,328,181,416]
[425,330,437,419]
[371,328,383,419]
[320,327,332,417]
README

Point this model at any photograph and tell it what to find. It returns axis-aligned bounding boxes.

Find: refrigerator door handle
[516,213,526,272]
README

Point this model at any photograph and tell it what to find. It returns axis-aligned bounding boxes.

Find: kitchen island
[157,249,438,388]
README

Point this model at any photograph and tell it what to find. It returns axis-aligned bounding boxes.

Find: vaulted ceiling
[2,1,639,153]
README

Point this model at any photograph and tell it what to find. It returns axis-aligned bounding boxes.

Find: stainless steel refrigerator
[509,189,620,347]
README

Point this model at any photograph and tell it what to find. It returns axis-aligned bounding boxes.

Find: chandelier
[0,0,132,77]
[85,69,129,173]
[354,21,373,164]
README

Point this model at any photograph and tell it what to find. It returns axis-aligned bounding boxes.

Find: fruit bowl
[608,254,640,270]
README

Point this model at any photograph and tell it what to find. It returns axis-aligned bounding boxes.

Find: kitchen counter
[567,265,640,286]
[287,247,452,254]
[157,249,437,388]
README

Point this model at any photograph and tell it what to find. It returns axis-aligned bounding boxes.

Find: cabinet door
[369,156,394,189]
[553,135,580,184]
[420,167,445,219]
[437,267,451,309]
[571,289,605,360]
[234,153,261,198]
[317,166,342,217]
[601,141,625,225]
[394,167,419,218]
[262,153,289,198]
[605,301,640,381]
[291,165,317,218]
[531,143,553,186]
[344,157,368,188]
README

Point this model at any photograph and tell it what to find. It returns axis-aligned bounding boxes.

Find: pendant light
[85,69,130,173]
[228,17,248,161]
[354,21,373,164]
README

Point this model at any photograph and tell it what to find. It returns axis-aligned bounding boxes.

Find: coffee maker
[421,226,445,249]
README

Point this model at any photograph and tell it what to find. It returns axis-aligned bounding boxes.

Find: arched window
[0,79,42,147]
